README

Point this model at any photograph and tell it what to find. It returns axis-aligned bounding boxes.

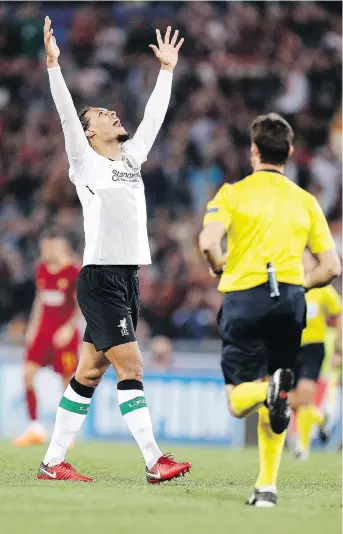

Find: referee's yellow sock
[230,381,269,418]
[255,406,286,490]
[297,405,324,452]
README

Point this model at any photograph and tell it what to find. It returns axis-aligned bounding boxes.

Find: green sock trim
[59,396,90,415]
[120,396,147,416]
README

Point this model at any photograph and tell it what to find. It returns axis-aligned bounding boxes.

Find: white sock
[118,385,163,469]
[43,383,92,467]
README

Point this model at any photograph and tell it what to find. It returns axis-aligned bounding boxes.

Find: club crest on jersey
[118,318,129,336]
[57,278,69,290]
[37,279,45,289]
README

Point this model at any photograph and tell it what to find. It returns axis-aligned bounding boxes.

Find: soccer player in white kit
[38,16,190,483]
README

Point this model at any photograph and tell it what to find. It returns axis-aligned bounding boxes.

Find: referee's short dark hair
[251,112,294,165]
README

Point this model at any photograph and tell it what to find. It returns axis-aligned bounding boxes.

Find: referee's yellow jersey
[203,170,335,293]
[302,286,342,345]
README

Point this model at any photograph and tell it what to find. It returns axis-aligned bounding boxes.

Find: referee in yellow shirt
[199,112,341,507]
[290,250,342,460]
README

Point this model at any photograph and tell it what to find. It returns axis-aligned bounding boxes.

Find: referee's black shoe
[245,488,277,508]
[267,368,294,434]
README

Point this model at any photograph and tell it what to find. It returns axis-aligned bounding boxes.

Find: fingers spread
[171,29,179,47]
[156,29,163,48]
[164,26,171,45]
[175,37,184,52]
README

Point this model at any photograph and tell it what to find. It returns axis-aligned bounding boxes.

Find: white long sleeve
[122,69,173,167]
[48,66,88,161]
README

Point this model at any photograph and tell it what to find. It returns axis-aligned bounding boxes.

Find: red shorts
[26,328,79,377]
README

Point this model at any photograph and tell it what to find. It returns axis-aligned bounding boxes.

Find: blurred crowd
[0,1,342,342]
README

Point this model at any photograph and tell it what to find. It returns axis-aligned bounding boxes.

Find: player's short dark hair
[251,112,294,165]
[78,106,92,132]
[40,226,69,243]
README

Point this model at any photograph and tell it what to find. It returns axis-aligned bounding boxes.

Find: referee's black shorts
[77,265,139,352]
[293,343,325,386]
[218,283,306,386]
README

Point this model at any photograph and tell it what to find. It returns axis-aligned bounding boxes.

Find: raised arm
[123,27,184,166]
[44,16,88,161]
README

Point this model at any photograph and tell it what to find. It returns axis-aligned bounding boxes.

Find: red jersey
[36,262,80,330]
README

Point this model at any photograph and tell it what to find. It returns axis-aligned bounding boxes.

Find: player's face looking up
[80,107,129,146]
[250,112,295,169]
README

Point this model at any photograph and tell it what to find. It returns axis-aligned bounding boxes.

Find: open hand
[44,16,60,67]
[149,27,184,72]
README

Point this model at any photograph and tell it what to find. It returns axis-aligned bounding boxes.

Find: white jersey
[48,66,173,266]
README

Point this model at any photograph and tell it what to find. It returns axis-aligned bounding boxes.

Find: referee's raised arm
[44,16,88,162]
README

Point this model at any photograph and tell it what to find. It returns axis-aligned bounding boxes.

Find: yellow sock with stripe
[297,405,325,452]
[255,406,286,490]
[230,381,269,418]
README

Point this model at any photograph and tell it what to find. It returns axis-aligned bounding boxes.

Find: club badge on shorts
[118,318,129,336]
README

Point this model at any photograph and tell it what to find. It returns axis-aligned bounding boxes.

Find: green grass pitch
[0,441,341,534]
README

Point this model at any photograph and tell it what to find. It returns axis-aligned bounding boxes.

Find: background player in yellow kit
[290,249,342,460]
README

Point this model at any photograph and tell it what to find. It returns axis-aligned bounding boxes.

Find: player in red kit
[13,228,80,447]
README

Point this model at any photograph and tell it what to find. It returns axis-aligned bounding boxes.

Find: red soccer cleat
[37,461,93,482]
[146,454,191,484]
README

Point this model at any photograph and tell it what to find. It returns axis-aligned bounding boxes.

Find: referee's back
[204,169,334,293]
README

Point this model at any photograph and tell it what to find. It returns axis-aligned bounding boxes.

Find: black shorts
[77,265,139,352]
[293,343,325,385]
[218,283,306,386]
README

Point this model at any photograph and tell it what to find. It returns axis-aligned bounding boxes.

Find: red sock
[26,387,37,421]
